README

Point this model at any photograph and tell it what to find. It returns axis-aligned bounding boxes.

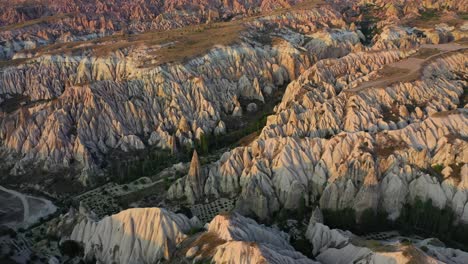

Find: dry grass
[22,20,244,66]
[352,239,398,252]
[431,109,463,118]
[413,48,440,59]
[0,0,326,67]
[352,65,414,91]
[402,245,430,264]
[374,135,408,157]
[237,131,260,147]
[406,10,466,28]
[145,22,244,66]
[379,65,411,77]
[0,58,30,69]
[187,232,226,259]
[0,13,76,32]
[269,0,325,15]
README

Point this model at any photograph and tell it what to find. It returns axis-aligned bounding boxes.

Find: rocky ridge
[168,45,468,221]
[69,207,198,263]
[0,5,363,183]
[0,0,306,59]
[65,207,468,263]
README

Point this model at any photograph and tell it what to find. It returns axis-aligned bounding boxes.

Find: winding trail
[348,43,468,92]
[0,185,29,224]
[0,185,56,228]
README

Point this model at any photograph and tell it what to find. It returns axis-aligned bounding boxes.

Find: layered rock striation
[69,207,196,263]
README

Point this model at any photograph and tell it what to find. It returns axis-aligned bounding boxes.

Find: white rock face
[69,208,195,263]
[0,6,362,180]
[305,213,394,264]
[168,46,468,222]
[305,209,468,264]
[185,213,318,264]
[418,239,468,264]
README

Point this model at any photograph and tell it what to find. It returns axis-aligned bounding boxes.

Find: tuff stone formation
[65,208,468,264]
[69,208,196,263]
[1,0,468,263]
[168,52,468,221]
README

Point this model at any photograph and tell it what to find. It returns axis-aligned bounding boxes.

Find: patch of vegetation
[354,239,397,252]
[187,227,204,235]
[357,4,382,45]
[420,9,440,22]
[322,198,468,251]
[414,48,440,59]
[396,197,468,250]
[106,148,190,184]
[374,138,408,158]
[431,164,444,175]
[0,58,31,69]
[459,87,468,108]
[460,12,468,20]
[322,208,357,233]
[196,113,269,156]
[323,207,393,235]
[381,103,401,123]
[0,13,77,32]
[420,245,429,252]
[291,238,313,258]
[59,240,84,258]
[359,208,392,234]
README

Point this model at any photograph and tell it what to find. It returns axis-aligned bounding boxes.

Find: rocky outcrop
[0,0,308,59]
[185,150,205,203]
[168,48,468,221]
[69,207,196,263]
[305,207,468,264]
[184,213,318,264]
[0,6,363,182]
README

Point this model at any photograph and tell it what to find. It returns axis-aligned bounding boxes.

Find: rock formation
[305,207,468,264]
[168,47,468,222]
[185,150,205,203]
[0,4,362,182]
[2,0,468,263]
[69,207,196,263]
[184,213,318,264]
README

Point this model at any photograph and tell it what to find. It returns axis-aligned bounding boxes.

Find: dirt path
[347,43,468,92]
[0,185,56,228]
[0,185,29,225]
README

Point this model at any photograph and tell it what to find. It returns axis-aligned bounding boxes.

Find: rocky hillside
[62,207,468,263]
[70,207,196,263]
[0,3,360,185]
[168,43,467,223]
[0,0,467,262]
[0,0,305,60]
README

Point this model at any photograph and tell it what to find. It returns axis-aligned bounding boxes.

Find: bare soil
[348,43,468,92]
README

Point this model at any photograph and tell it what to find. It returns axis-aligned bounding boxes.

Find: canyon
[0,0,467,263]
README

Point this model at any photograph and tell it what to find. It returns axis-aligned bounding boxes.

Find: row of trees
[194,113,270,155]
[106,112,269,184]
[322,197,468,249]
[396,197,468,247]
[107,149,189,184]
